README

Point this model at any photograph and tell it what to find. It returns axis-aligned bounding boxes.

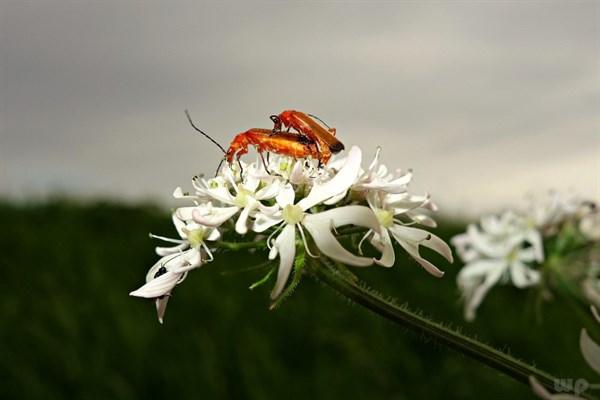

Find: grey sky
[1,1,598,215]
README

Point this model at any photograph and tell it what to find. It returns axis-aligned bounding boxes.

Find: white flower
[353,147,413,194]
[181,164,282,235]
[253,146,382,298]
[322,147,413,206]
[453,213,541,321]
[363,190,452,277]
[130,214,220,323]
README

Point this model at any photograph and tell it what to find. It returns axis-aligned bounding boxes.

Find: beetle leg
[237,158,244,176]
[259,152,271,175]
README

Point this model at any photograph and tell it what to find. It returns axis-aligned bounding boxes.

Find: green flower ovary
[375,208,395,228]
[282,204,305,225]
[186,228,207,248]
[233,188,252,207]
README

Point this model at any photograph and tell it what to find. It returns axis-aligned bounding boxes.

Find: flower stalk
[306,257,595,399]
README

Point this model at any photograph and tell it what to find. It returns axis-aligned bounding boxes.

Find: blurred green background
[0,200,592,399]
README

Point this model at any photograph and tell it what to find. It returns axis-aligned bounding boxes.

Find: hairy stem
[307,258,595,399]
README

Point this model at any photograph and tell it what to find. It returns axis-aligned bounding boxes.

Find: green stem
[307,259,595,400]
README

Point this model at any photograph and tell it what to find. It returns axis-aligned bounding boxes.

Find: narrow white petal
[172,214,187,239]
[255,180,283,200]
[155,242,189,256]
[311,205,381,233]
[253,213,283,233]
[276,184,295,207]
[421,231,454,263]
[457,259,506,284]
[396,239,444,277]
[192,206,239,227]
[130,271,183,298]
[525,230,545,263]
[271,224,297,299]
[243,174,260,192]
[289,161,305,184]
[462,266,505,321]
[406,212,438,228]
[581,329,600,375]
[388,225,430,243]
[324,190,348,205]
[155,296,170,324]
[298,146,362,210]
[303,209,377,267]
[373,229,395,267]
[509,261,540,288]
[175,206,198,221]
[206,228,221,242]
[235,203,256,235]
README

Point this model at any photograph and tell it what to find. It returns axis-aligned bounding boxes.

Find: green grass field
[0,200,591,399]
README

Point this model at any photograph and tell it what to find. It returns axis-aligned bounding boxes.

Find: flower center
[506,248,519,263]
[279,160,292,175]
[282,204,305,225]
[186,228,206,248]
[233,188,251,207]
[375,208,395,228]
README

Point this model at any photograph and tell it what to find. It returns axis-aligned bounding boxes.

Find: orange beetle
[225,128,319,165]
[185,110,319,173]
[270,110,344,164]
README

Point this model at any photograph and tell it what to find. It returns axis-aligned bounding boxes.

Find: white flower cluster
[452,192,599,321]
[130,146,453,323]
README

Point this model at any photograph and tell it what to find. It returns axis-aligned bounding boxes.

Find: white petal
[255,180,283,200]
[303,207,378,267]
[205,228,221,241]
[509,261,540,288]
[200,186,236,205]
[155,296,170,324]
[235,202,256,235]
[172,187,199,200]
[252,213,283,233]
[276,184,295,207]
[388,225,430,243]
[130,270,184,298]
[525,230,545,263]
[155,241,189,256]
[421,231,454,263]
[389,226,452,276]
[581,329,600,375]
[372,229,395,267]
[289,161,305,185]
[243,174,260,192]
[460,263,505,321]
[175,206,198,221]
[192,206,239,227]
[457,259,506,284]
[298,146,362,210]
[172,213,187,239]
[270,224,297,299]
[406,212,438,228]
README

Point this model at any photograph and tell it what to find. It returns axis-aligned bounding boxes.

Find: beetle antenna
[214,158,225,177]
[307,113,331,129]
[185,110,227,154]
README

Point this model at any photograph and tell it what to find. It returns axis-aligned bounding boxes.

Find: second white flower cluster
[452,193,599,321]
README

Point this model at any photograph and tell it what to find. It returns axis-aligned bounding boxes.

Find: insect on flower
[270,110,345,165]
[185,110,320,173]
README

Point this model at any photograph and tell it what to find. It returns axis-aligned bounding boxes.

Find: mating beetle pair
[186,110,345,172]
